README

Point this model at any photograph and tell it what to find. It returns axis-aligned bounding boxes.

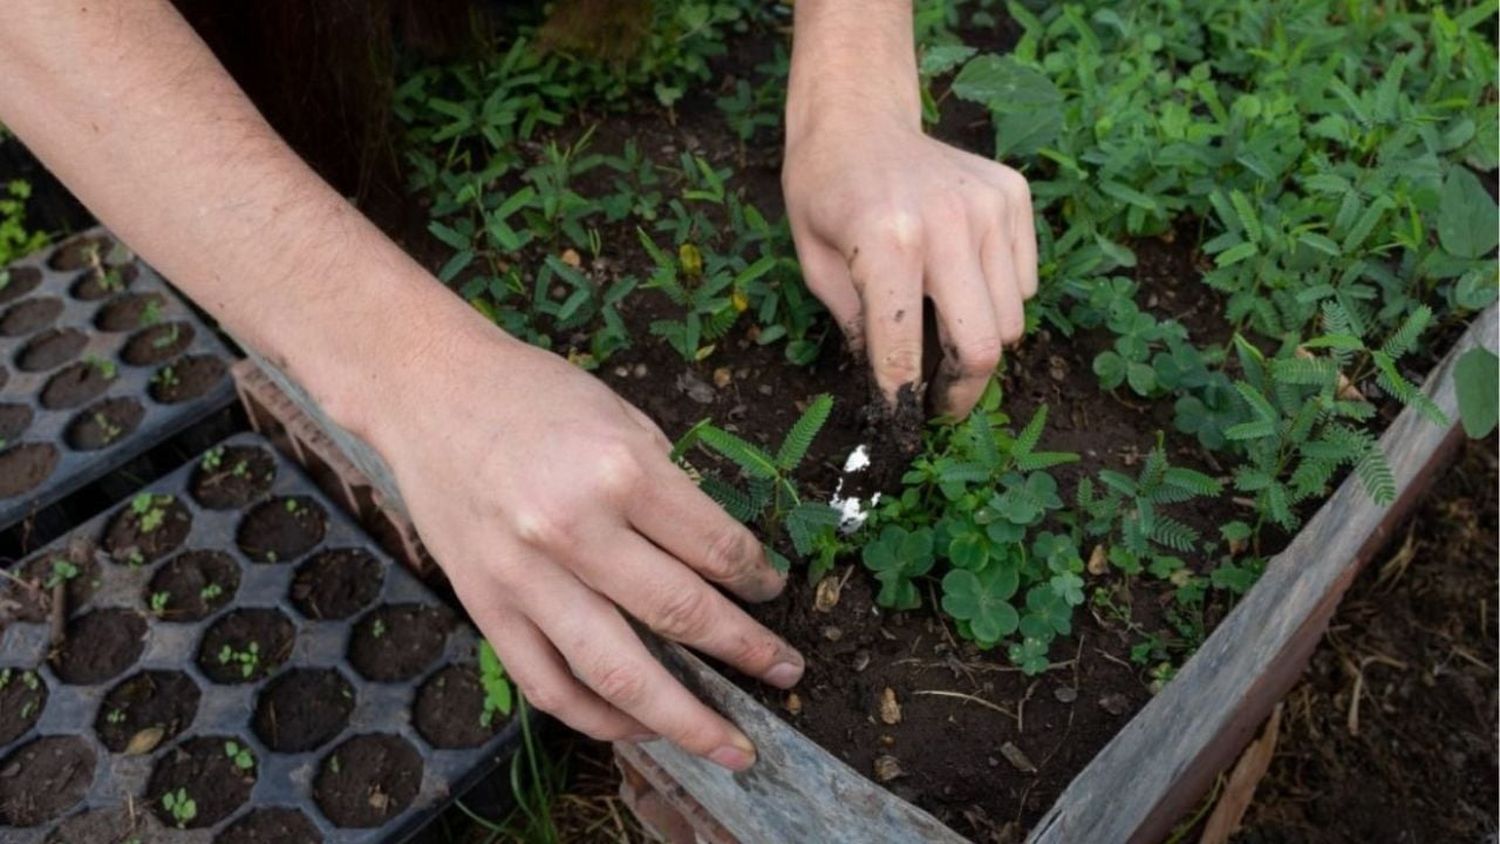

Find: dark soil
[0,736,95,826]
[103,494,193,565]
[49,608,148,685]
[314,733,423,828]
[413,664,504,749]
[0,266,43,306]
[235,495,327,563]
[65,397,145,451]
[197,608,296,684]
[144,550,240,621]
[7,543,101,623]
[0,296,64,336]
[149,353,227,404]
[289,548,384,620]
[0,669,47,745]
[121,320,194,365]
[146,735,257,829]
[0,442,58,497]
[93,669,201,753]
[252,667,355,752]
[39,359,114,410]
[49,234,126,272]
[348,603,454,682]
[69,263,139,301]
[16,327,87,372]
[219,807,323,844]
[0,402,32,441]
[93,291,164,333]
[44,806,160,843]
[190,444,277,510]
[1238,440,1499,843]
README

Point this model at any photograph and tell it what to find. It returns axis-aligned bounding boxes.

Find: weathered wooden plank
[1028,303,1498,844]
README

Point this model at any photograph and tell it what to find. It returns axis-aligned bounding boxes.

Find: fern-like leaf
[1162,466,1223,498]
[1147,513,1201,553]
[1355,448,1396,505]
[1014,406,1048,457]
[1016,451,1080,471]
[1380,305,1431,359]
[698,426,778,480]
[776,393,833,471]
[699,475,758,522]
[786,502,841,556]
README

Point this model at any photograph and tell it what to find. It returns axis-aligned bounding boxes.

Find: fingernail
[709,738,756,772]
[763,659,803,689]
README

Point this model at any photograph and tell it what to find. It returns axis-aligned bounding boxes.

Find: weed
[153,366,179,391]
[675,394,839,572]
[43,558,79,589]
[150,323,181,350]
[199,446,223,472]
[84,354,117,381]
[200,582,223,603]
[149,591,170,616]
[130,493,172,533]
[106,708,125,725]
[371,619,387,640]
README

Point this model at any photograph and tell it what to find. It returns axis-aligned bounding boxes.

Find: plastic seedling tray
[0,229,237,529]
[0,432,521,843]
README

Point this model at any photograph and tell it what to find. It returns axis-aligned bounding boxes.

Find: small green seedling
[84,354,117,380]
[161,787,196,828]
[199,446,224,472]
[138,298,163,327]
[43,558,79,589]
[370,619,387,639]
[478,640,514,728]
[130,493,172,533]
[200,583,223,603]
[92,412,123,445]
[153,366,179,390]
[862,525,936,611]
[218,641,260,679]
[223,740,254,771]
[284,498,301,515]
[106,708,125,725]
[149,591,170,615]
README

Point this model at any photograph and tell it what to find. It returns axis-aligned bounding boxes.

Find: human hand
[782,112,1038,418]
[368,321,803,771]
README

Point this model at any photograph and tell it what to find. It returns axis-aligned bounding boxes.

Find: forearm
[787,0,921,143]
[0,0,500,446]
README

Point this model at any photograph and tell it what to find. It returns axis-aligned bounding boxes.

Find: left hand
[782,113,1038,418]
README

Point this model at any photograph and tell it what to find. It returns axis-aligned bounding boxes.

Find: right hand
[366,319,803,771]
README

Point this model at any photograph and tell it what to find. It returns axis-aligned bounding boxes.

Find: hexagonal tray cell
[236,495,327,563]
[0,432,519,842]
[0,227,236,529]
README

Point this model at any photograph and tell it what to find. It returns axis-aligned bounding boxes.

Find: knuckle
[957,335,1004,376]
[999,168,1031,200]
[512,506,574,550]
[519,680,566,716]
[880,343,923,385]
[862,207,923,253]
[732,635,782,671]
[702,525,757,582]
[652,587,716,640]
[591,439,645,499]
[592,662,649,708]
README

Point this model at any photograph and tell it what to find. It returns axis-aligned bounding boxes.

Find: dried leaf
[124,726,165,756]
[1199,705,1282,844]
[873,754,903,782]
[999,741,1037,773]
[879,688,902,725]
[813,576,842,613]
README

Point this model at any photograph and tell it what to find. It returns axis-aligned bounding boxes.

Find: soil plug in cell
[219,807,322,844]
[0,670,48,745]
[16,328,87,372]
[253,668,355,753]
[197,608,295,684]
[236,495,326,563]
[0,267,42,305]
[0,228,236,529]
[0,432,520,840]
[145,735,257,829]
[0,736,95,826]
[50,608,148,685]
[314,734,423,828]
[190,443,277,510]
[64,397,145,451]
[348,603,454,682]
[289,548,383,620]
[94,670,201,754]
[144,550,239,621]
[103,493,192,566]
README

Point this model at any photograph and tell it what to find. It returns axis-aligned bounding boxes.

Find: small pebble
[633,363,648,378]
[878,734,895,747]
[734,368,749,379]
[713,367,732,388]
[757,384,773,396]
[1054,686,1078,704]
[785,693,802,716]
[879,687,902,725]
[822,625,843,642]
[613,366,630,378]
[852,650,871,673]
[560,248,582,267]
[1000,741,1037,774]
[1099,693,1130,716]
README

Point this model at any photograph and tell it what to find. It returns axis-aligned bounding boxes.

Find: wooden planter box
[239,304,1496,844]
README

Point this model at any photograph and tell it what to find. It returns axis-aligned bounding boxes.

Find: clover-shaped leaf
[941,566,1019,645]
[1020,586,1072,639]
[1008,636,1050,675]
[862,526,934,610]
